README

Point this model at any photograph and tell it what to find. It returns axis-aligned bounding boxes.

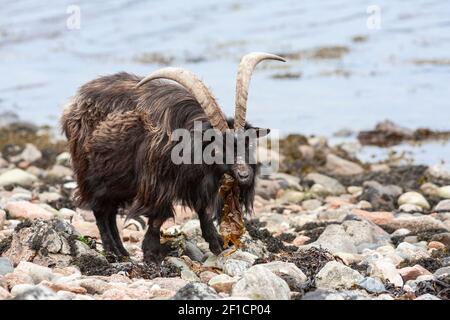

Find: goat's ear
[254,127,270,138]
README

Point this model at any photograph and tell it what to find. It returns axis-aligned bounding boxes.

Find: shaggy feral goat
[61,52,285,263]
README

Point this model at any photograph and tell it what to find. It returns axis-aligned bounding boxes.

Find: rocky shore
[0,120,449,300]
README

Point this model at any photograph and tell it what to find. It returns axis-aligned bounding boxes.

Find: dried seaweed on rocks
[219,174,245,251]
[415,275,450,300]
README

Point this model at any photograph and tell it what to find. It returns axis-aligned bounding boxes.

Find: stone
[431,233,450,247]
[56,152,71,166]
[181,219,201,238]
[38,192,63,204]
[398,265,432,281]
[0,286,11,299]
[271,173,302,191]
[325,154,364,176]
[76,278,113,295]
[6,201,54,220]
[428,241,446,250]
[421,182,440,196]
[348,186,363,196]
[302,199,322,211]
[315,261,363,290]
[358,277,386,293]
[2,271,34,289]
[0,209,5,229]
[11,284,59,300]
[427,164,450,180]
[385,215,448,234]
[15,262,58,284]
[222,259,252,277]
[351,209,394,225]
[292,235,310,246]
[2,218,90,267]
[231,265,290,300]
[172,282,220,300]
[166,257,200,282]
[208,274,236,293]
[304,173,346,195]
[415,294,440,300]
[360,180,402,211]
[47,165,73,179]
[278,190,304,204]
[199,271,218,284]
[9,144,42,164]
[368,259,403,287]
[399,204,424,213]
[437,186,450,199]
[434,267,450,277]
[343,220,391,251]
[72,220,100,238]
[259,261,307,290]
[396,242,430,261]
[40,280,87,294]
[303,224,357,254]
[255,179,281,200]
[435,199,450,211]
[398,192,430,210]
[0,168,38,187]
[0,257,14,276]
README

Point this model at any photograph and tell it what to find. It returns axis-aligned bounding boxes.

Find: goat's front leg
[142,215,174,264]
[198,209,224,255]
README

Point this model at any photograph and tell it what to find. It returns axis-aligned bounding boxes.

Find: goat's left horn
[137,67,229,132]
[234,52,286,130]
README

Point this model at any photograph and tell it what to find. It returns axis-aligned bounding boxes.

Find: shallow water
[1,0,449,164]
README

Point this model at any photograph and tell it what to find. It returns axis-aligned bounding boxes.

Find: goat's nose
[238,171,249,179]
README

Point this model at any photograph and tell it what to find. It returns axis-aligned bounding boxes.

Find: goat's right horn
[234,52,286,130]
[137,67,229,132]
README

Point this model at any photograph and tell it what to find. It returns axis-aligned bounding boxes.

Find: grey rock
[304,173,346,195]
[0,168,38,187]
[0,257,14,276]
[302,224,357,254]
[341,219,391,252]
[415,293,441,300]
[258,261,307,290]
[434,267,450,277]
[435,199,450,211]
[12,285,59,300]
[9,143,42,163]
[358,277,386,293]
[360,180,402,211]
[431,232,450,247]
[315,261,363,290]
[302,199,322,211]
[384,215,448,234]
[172,282,220,300]
[232,265,290,300]
[15,261,58,284]
[184,241,204,262]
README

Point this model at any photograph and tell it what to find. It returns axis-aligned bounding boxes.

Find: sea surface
[1,0,449,165]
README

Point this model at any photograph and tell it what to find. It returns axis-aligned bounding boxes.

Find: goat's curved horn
[137,67,229,132]
[234,52,286,130]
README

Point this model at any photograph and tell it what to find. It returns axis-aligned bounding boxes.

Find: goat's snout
[237,170,249,179]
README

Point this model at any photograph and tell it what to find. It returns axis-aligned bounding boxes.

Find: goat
[61,52,285,263]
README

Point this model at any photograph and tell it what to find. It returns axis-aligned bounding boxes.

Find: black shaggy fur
[61,72,263,263]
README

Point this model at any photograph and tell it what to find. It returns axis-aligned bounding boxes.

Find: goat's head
[136,52,285,188]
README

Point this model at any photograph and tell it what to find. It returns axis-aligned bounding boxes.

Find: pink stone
[351,208,394,225]
[6,201,53,220]
[398,265,432,282]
